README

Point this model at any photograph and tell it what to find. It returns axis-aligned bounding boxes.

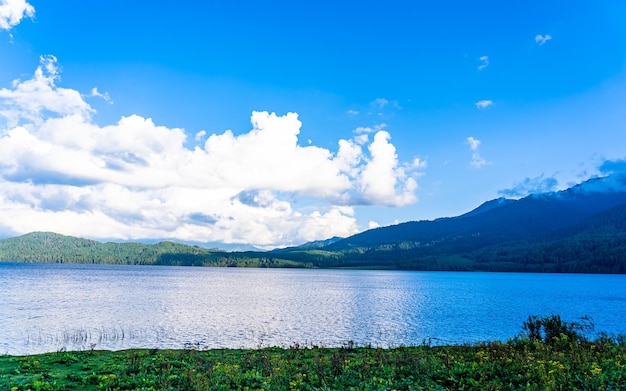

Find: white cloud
[0,55,94,127]
[467,136,481,151]
[474,100,493,109]
[0,0,34,30]
[194,130,206,141]
[368,221,380,229]
[358,131,419,206]
[371,98,388,109]
[347,109,359,116]
[535,34,552,46]
[477,55,489,71]
[466,136,490,169]
[411,157,427,169]
[0,57,425,247]
[369,98,401,118]
[355,123,386,135]
[89,87,113,104]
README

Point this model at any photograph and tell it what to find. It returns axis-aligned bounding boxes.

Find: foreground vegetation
[2,316,625,390]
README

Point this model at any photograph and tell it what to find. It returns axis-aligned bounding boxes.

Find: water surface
[1,262,625,355]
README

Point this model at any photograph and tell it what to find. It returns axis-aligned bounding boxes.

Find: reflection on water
[1,263,625,355]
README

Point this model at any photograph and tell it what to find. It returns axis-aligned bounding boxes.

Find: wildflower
[591,366,603,375]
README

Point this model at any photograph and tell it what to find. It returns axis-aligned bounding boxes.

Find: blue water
[1,262,625,355]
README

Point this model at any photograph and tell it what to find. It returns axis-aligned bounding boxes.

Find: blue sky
[1,0,625,248]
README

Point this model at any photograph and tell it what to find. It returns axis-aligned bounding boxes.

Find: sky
[1,0,625,249]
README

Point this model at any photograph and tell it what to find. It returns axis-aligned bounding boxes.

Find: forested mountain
[0,232,209,265]
[1,175,625,273]
[0,232,303,268]
[269,174,626,273]
[324,177,626,252]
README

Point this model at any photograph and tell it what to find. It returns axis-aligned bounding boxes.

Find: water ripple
[1,263,625,355]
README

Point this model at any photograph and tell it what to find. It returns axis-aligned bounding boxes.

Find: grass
[1,333,625,390]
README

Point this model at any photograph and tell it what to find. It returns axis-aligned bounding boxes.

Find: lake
[1,262,625,355]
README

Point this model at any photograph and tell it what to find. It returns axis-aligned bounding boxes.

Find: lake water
[1,262,625,355]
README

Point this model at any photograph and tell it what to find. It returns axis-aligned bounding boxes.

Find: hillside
[270,174,626,273]
[0,232,301,268]
[0,232,209,265]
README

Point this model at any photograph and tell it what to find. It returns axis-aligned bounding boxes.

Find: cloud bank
[0,56,424,247]
[0,0,34,30]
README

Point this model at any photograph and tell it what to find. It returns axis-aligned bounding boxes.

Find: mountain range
[1,174,625,273]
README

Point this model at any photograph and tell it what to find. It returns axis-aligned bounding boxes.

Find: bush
[522,314,593,344]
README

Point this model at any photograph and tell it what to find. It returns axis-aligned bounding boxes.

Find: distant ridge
[0,231,212,265]
[274,236,343,251]
[1,174,625,273]
[0,231,307,268]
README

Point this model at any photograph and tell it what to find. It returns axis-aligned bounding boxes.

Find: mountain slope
[326,177,626,252]
[274,174,626,272]
[467,201,626,273]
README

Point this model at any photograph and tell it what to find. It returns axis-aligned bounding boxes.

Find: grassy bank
[2,333,625,390]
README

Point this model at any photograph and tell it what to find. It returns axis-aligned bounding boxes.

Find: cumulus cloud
[0,57,425,248]
[477,55,489,71]
[0,0,34,30]
[498,174,559,198]
[535,34,552,46]
[358,131,419,206]
[0,55,94,127]
[474,99,493,109]
[466,136,490,169]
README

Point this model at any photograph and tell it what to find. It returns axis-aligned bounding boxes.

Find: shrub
[522,314,593,344]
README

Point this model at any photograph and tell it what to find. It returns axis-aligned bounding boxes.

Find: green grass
[1,335,625,390]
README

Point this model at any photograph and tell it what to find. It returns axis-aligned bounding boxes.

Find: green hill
[0,232,306,268]
[0,232,210,265]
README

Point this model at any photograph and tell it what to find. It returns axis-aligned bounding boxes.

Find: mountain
[270,174,626,273]
[326,175,626,251]
[1,175,625,273]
